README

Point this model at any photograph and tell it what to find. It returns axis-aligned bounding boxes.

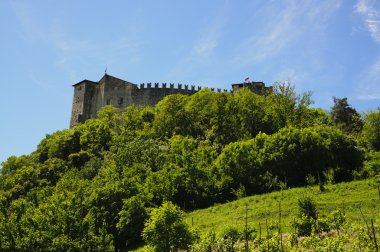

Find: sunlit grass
[131,179,379,251]
[185,179,379,235]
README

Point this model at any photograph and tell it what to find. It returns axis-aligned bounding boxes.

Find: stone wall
[132,83,199,106]
[70,75,200,128]
[231,82,271,95]
[70,74,269,128]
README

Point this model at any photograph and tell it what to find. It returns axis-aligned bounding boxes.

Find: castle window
[118,97,123,105]
[106,99,111,105]
[78,86,82,91]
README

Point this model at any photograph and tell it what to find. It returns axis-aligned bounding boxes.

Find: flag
[244,77,250,82]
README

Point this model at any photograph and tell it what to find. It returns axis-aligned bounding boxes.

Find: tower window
[118,97,123,105]
[106,99,111,105]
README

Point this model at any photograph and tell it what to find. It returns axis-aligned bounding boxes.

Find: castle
[70,74,270,128]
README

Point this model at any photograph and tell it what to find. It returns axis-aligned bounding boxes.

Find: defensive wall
[70,74,268,128]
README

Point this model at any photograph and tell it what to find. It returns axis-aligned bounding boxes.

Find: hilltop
[1,82,380,251]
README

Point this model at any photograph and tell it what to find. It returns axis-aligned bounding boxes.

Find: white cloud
[233,0,342,66]
[10,2,142,81]
[193,30,219,57]
[189,3,229,59]
[274,68,306,85]
[357,56,380,100]
[355,0,380,43]
[166,1,229,81]
[10,1,46,41]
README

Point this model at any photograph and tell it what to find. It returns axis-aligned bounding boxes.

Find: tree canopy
[0,82,378,250]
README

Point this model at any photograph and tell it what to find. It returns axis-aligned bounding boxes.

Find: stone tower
[70,74,138,128]
[70,74,198,128]
[70,74,271,128]
[231,81,271,95]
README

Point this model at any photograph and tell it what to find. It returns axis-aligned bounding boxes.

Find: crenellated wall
[70,75,208,128]
[133,82,198,106]
[70,74,264,128]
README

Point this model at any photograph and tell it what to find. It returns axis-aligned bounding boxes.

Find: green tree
[269,81,313,129]
[142,201,197,252]
[215,126,363,198]
[116,195,149,246]
[331,97,363,133]
[362,108,380,151]
[233,88,276,138]
[153,94,191,138]
[144,136,216,209]
[185,89,219,138]
[209,92,239,146]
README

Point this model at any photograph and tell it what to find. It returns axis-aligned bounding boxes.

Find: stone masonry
[70,74,270,128]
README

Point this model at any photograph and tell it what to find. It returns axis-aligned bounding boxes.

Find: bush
[298,196,317,220]
[142,202,198,252]
[192,231,217,252]
[294,196,318,236]
[294,214,317,236]
[220,226,241,251]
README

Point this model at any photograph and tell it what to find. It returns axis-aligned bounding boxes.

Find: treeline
[0,83,379,251]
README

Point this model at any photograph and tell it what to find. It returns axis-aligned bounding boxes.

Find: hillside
[185,179,379,235]
[128,179,380,251]
[1,84,380,251]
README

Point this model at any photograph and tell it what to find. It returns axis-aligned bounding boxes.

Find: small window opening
[106,99,111,105]
[118,97,123,105]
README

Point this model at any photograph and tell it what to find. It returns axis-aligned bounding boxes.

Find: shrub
[294,196,318,236]
[220,226,241,252]
[298,196,317,220]
[294,215,317,236]
[142,202,197,252]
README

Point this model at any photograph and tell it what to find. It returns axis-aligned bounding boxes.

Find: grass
[184,179,380,236]
[131,179,380,251]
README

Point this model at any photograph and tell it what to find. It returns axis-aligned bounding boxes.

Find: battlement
[138,82,202,91]
[137,83,228,93]
[70,74,267,128]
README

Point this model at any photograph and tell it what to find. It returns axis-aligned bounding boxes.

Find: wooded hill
[1,82,379,251]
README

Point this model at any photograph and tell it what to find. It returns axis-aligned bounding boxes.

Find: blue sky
[1,0,380,163]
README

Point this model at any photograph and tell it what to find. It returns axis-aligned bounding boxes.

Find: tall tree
[269,81,313,129]
[330,97,363,134]
[362,108,380,151]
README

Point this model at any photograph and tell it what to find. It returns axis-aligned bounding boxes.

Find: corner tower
[70,79,98,128]
[69,74,139,128]
[231,81,271,95]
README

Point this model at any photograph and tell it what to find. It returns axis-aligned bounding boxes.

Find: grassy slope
[185,179,380,235]
[132,179,379,251]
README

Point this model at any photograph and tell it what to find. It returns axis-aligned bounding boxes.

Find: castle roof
[231,81,265,86]
[72,79,98,87]
[99,73,136,86]
[73,74,136,87]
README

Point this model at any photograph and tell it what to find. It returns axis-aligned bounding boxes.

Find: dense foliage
[0,83,378,250]
[142,201,197,251]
